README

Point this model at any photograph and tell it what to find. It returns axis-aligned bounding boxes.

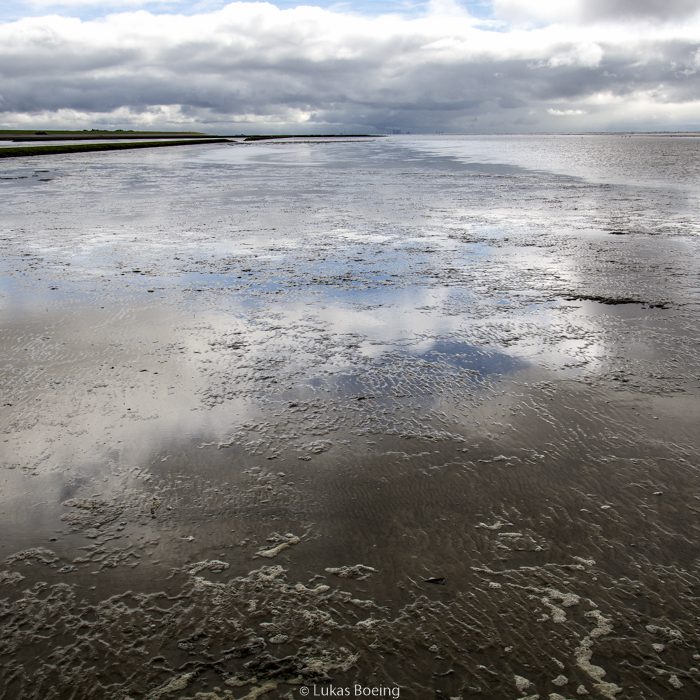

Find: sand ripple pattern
[1,136,699,698]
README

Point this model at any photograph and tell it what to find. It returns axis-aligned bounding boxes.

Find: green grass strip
[0,130,207,136]
[0,138,229,159]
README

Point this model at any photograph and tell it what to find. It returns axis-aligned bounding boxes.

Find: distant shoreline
[0,138,230,159]
[241,134,382,141]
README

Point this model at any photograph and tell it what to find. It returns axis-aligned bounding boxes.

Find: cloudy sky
[1,0,699,133]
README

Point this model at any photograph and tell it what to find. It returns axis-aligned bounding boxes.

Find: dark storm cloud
[585,0,700,21]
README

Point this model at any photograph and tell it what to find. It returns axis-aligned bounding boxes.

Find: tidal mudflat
[1,136,699,699]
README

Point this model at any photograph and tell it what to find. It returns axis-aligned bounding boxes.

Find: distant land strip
[0,130,211,141]
[0,138,230,158]
[2,134,219,142]
[242,134,381,141]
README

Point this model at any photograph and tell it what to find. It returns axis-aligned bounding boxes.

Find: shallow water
[1,136,699,699]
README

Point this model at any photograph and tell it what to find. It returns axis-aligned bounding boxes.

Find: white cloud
[1,2,700,132]
[547,108,586,116]
[426,0,469,17]
[492,0,580,25]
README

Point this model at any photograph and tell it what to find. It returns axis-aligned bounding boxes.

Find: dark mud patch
[565,293,670,309]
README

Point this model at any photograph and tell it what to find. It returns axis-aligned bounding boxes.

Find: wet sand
[1,136,699,699]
